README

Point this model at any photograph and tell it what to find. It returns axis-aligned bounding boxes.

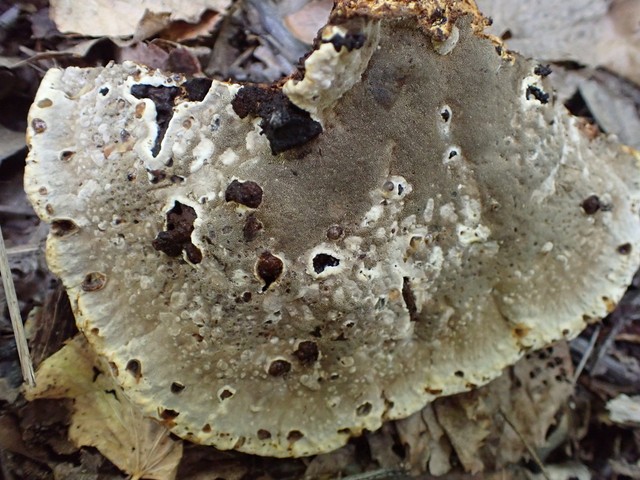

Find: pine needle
[499,408,550,480]
[0,224,36,387]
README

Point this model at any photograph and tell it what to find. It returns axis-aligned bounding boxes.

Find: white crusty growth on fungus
[25,0,640,458]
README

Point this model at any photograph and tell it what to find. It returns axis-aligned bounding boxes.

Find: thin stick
[572,324,601,384]
[0,225,36,386]
[498,408,551,480]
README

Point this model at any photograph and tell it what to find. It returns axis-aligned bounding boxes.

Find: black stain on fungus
[130,84,180,157]
[152,201,202,264]
[534,64,552,77]
[182,78,213,102]
[324,32,367,51]
[526,85,550,104]
[231,85,322,155]
[312,254,340,274]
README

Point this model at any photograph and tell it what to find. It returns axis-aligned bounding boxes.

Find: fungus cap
[25,0,640,457]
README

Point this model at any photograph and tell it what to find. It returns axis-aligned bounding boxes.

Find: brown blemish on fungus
[51,219,79,237]
[326,225,344,240]
[231,85,322,155]
[125,359,142,381]
[287,430,304,442]
[293,341,319,366]
[256,252,284,290]
[130,84,180,157]
[152,201,202,264]
[268,359,291,377]
[617,243,632,255]
[582,195,602,214]
[243,214,263,241]
[356,402,372,416]
[31,118,46,134]
[81,272,107,292]
[219,388,234,400]
[257,429,272,440]
[171,382,185,394]
[225,180,263,208]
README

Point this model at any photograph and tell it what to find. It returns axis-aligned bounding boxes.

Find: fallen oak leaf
[24,335,183,480]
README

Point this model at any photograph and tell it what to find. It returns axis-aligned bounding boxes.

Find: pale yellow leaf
[25,336,183,480]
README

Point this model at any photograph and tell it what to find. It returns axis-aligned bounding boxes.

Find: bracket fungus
[24,0,640,458]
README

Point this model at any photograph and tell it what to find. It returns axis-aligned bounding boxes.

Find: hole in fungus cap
[24,0,640,459]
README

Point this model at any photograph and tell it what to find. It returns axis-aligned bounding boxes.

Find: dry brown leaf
[25,335,183,480]
[477,0,640,85]
[49,0,231,37]
[284,0,332,43]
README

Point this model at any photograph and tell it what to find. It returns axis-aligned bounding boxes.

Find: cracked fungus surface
[25,1,640,458]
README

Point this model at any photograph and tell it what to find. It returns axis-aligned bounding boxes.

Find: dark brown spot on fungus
[160,408,180,420]
[51,219,79,237]
[60,150,75,162]
[130,84,180,156]
[313,253,340,274]
[231,85,322,155]
[326,225,344,240]
[152,201,202,264]
[82,272,107,291]
[31,118,46,134]
[225,180,263,208]
[171,382,185,394]
[126,359,142,381]
[402,277,419,322]
[581,195,602,214]
[256,252,284,290]
[202,424,212,432]
[455,370,464,377]
[356,402,372,416]
[243,214,263,242]
[617,243,632,255]
[513,325,531,338]
[287,430,304,442]
[268,359,291,377]
[257,429,272,440]
[293,341,319,366]
[219,388,234,400]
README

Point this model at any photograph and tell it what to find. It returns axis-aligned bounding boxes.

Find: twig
[342,469,409,480]
[572,324,601,384]
[591,310,628,376]
[498,408,551,480]
[0,224,36,386]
